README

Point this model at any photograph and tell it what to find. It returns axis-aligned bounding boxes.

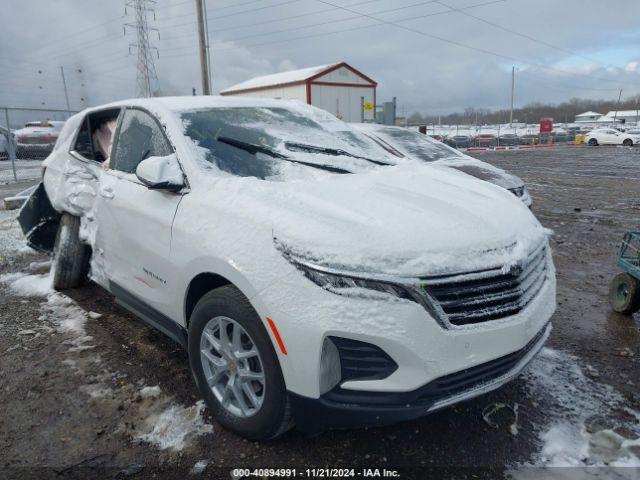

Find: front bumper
[290,322,550,432]
[16,143,55,158]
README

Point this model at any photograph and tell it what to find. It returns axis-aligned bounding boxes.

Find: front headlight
[275,238,447,324]
[296,261,415,302]
[508,185,526,198]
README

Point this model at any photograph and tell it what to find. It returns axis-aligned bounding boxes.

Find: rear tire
[51,213,91,290]
[188,285,292,440]
[609,273,640,315]
[588,138,598,146]
[623,138,633,147]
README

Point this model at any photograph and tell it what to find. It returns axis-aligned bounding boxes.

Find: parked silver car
[14,120,65,159]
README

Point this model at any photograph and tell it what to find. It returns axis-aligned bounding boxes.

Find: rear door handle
[99,187,114,199]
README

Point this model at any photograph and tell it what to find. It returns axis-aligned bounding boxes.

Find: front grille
[422,243,548,326]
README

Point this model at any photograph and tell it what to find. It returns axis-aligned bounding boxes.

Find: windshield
[362,126,464,162]
[180,106,399,180]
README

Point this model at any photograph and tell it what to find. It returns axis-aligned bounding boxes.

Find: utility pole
[202,0,213,91]
[60,66,71,111]
[509,66,515,126]
[195,0,211,95]
[613,89,622,124]
[125,0,160,98]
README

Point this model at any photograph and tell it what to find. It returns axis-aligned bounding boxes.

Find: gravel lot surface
[0,146,639,479]
[0,159,41,186]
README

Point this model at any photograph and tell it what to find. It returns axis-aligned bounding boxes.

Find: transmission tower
[124,0,160,97]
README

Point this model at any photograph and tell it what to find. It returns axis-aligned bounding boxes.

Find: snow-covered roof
[72,95,319,116]
[575,111,601,117]
[595,115,621,123]
[220,63,340,94]
[220,62,376,95]
[604,110,640,118]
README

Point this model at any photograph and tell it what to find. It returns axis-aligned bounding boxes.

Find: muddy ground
[0,146,639,479]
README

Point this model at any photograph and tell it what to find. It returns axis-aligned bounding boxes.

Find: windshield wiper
[218,136,287,159]
[361,133,405,158]
[217,136,352,174]
[284,141,395,166]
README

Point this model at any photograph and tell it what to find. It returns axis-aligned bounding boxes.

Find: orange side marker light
[266,317,288,355]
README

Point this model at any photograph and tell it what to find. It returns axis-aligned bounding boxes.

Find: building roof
[220,62,376,95]
[575,111,602,117]
[595,115,621,123]
[604,110,640,117]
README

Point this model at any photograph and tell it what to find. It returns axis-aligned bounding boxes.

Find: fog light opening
[319,337,342,395]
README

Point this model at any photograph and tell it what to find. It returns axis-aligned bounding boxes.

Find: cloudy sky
[1,0,639,117]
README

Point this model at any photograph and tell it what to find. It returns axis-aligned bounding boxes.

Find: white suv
[20,97,556,440]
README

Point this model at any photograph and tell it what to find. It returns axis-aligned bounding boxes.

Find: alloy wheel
[200,316,265,418]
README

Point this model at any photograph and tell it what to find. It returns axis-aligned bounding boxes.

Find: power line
[157,0,305,31]
[213,0,481,45]
[433,0,621,72]
[161,0,505,56]
[155,0,280,25]
[311,0,633,87]
[161,0,384,42]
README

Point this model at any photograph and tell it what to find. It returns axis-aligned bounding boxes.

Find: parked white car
[584,128,640,146]
[20,97,555,440]
[0,125,14,160]
[14,120,65,158]
[354,123,532,207]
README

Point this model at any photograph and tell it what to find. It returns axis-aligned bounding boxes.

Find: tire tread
[52,214,90,290]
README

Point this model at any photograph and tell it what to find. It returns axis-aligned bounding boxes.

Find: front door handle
[99,187,114,199]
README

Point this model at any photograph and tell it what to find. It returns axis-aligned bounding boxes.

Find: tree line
[408,95,640,125]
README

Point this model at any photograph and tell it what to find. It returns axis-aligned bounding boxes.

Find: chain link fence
[1,107,77,185]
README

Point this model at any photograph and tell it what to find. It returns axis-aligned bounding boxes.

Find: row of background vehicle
[418,123,640,148]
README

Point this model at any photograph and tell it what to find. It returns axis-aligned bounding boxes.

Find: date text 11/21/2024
[231,468,401,478]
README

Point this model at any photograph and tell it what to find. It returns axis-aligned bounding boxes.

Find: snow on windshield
[179,106,402,180]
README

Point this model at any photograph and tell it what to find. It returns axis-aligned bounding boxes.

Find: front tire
[52,213,91,290]
[609,273,640,315]
[623,138,633,147]
[188,285,292,440]
[588,138,598,146]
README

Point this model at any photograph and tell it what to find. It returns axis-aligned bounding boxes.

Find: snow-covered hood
[208,164,547,277]
[435,158,523,190]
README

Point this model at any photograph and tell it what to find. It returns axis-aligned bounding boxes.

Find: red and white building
[220,62,377,122]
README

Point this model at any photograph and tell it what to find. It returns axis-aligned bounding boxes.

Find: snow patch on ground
[0,271,53,296]
[80,384,113,399]
[41,293,88,338]
[135,400,212,451]
[0,211,32,256]
[139,385,162,398]
[190,459,210,475]
[27,260,51,272]
[517,348,640,470]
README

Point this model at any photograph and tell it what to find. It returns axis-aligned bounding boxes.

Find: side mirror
[136,153,184,192]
